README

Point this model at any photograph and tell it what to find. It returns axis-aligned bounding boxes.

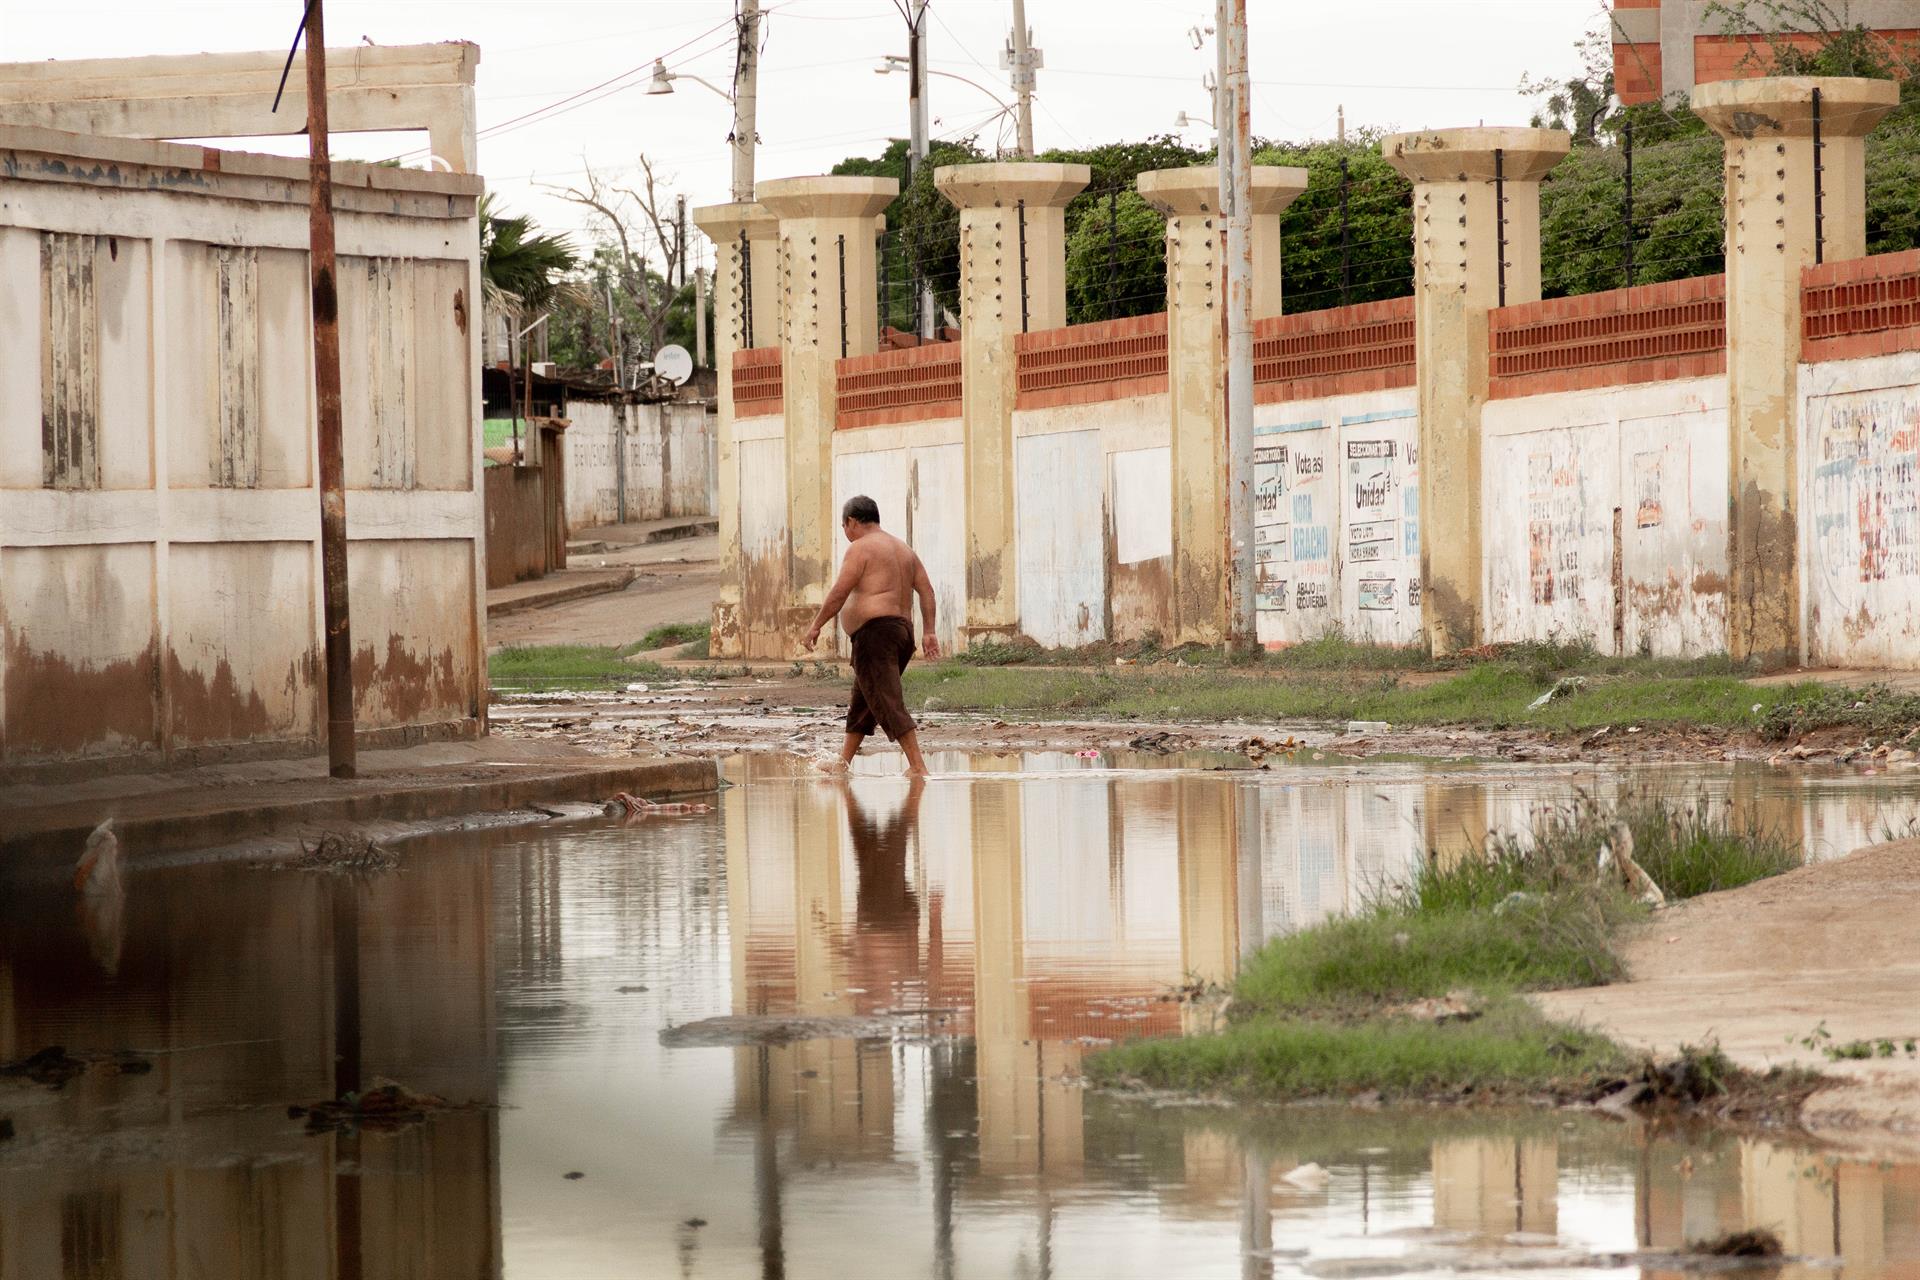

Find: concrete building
[701,74,1920,669]
[1611,0,1920,104]
[0,45,486,772]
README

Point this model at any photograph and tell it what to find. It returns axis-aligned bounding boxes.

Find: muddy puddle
[3,752,1918,1277]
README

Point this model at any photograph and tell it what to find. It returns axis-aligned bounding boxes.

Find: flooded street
[4,753,1919,1278]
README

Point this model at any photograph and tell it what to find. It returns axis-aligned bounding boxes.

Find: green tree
[1257,135,1414,313]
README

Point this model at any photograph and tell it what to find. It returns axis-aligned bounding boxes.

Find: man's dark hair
[843,495,881,525]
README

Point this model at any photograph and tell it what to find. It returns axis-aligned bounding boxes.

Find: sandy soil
[1536,838,1920,1158]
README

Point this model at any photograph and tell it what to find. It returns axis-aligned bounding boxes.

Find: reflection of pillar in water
[1424,781,1490,872]
[1242,1148,1275,1280]
[1741,1141,1891,1277]
[1431,1137,1558,1238]
[332,877,364,1280]
[972,775,1044,1176]
[1178,777,1240,1034]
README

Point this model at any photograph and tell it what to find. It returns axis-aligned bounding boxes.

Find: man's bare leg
[839,732,866,768]
[898,730,930,777]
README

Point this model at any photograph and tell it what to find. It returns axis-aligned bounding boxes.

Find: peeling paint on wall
[40,231,100,490]
[1016,429,1106,648]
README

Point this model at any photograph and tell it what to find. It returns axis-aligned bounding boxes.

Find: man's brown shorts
[846,615,918,742]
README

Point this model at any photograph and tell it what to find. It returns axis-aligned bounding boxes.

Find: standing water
[2,752,1917,1278]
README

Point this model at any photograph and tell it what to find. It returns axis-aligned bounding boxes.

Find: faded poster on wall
[1527,438,1586,607]
[1254,438,1289,614]
[1807,386,1920,664]
[1254,423,1334,646]
[1337,413,1420,644]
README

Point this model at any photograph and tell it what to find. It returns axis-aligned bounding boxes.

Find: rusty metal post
[1217,0,1256,649]
[306,0,356,778]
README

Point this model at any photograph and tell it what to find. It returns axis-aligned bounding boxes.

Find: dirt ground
[1535,838,1920,1158]
[487,532,719,651]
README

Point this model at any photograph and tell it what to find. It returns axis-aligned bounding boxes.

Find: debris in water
[0,1047,86,1089]
[1344,721,1391,735]
[659,1012,930,1047]
[1239,736,1299,764]
[617,985,651,994]
[684,1217,708,1229]
[607,791,715,817]
[564,1171,586,1180]
[1075,748,1102,759]
[1687,1229,1783,1258]
[1281,1162,1330,1190]
[289,1080,452,1134]
[284,833,398,875]
[74,818,122,896]
[1127,730,1195,753]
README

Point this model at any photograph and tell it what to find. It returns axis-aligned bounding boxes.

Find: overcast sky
[3,0,1606,268]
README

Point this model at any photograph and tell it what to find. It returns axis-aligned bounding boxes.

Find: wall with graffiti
[1252,388,1422,649]
[1482,377,1729,656]
[1800,353,1920,667]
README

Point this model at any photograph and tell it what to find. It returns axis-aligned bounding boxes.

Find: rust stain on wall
[352,636,468,727]
[452,286,468,335]
[740,550,790,659]
[4,636,158,758]
[1691,569,1728,596]
[164,650,310,745]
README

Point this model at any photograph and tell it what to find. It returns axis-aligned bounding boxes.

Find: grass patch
[1087,997,1629,1099]
[489,644,666,691]
[637,621,711,658]
[1088,797,1806,1105]
[1758,681,1920,741]
[907,660,1787,731]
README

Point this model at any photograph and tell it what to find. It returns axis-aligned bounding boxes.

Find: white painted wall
[830,420,965,656]
[1015,429,1108,648]
[1482,377,1728,656]
[1252,388,1422,649]
[1799,352,1920,667]
[563,399,717,531]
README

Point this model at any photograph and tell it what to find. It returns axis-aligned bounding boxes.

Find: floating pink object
[1075,749,1102,759]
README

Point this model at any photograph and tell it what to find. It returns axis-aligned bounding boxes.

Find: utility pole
[694,265,709,367]
[731,0,760,203]
[676,192,688,288]
[1217,0,1256,649]
[304,0,356,778]
[1003,0,1040,158]
[908,0,935,338]
[1337,103,1346,145]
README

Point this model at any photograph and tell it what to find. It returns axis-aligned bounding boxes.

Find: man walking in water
[804,495,940,775]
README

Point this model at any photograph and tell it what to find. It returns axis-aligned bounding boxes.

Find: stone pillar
[1693,77,1898,667]
[756,177,900,649]
[1136,165,1309,645]
[692,201,779,658]
[1384,128,1569,656]
[934,163,1090,646]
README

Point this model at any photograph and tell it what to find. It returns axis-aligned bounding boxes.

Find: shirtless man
[804,495,940,775]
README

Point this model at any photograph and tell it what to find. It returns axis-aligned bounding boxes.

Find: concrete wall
[1799,351,1920,666]
[1252,388,1423,649]
[561,398,717,532]
[1012,393,1172,648]
[0,126,484,770]
[829,420,965,656]
[735,411,791,660]
[1481,377,1729,656]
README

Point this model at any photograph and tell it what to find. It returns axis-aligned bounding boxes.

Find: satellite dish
[655,344,694,386]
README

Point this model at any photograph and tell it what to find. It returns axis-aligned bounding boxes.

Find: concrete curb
[2,756,718,870]
[487,567,637,618]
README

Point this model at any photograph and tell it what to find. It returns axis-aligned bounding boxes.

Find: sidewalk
[1,738,717,872]
[487,565,637,618]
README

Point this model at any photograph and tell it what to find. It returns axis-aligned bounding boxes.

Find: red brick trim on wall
[1488,275,1726,400]
[1802,249,1920,364]
[1014,312,1170,411]
[835,341,963,429]
[1253,296,1416,405]
[732,346,784,418]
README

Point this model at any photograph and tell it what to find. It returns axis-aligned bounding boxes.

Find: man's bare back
[839,528,921,636]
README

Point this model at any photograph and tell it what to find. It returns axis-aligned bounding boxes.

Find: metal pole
[1017,199,1030,333]
[1009,0,1037,158]
[731,0,760,203]
[1107,186,1118,320]
[1494,147,1508,308]
[1813,86,1826,266]
[909,0,935,339]
[838,234,849,358]
[1218,0,1255,649]
[1623,121,1636,288]
[739,229,754,349]
[676,193,688,289]
[1339,156,1352,307]
[695,265,710,367]
[306,0,355,779]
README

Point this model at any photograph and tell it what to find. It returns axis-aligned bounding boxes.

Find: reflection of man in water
[804,495,940,776]
[841,777,927,1007]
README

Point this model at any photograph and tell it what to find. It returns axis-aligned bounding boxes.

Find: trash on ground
[1527,676,1588,712]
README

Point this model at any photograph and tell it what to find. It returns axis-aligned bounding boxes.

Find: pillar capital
[1135,164,1309,217]
[1383,128,1570,184]
[1692,76,1899,140]
[756,175,898,222]
[934,161,1090,210]
[690,200,776,243]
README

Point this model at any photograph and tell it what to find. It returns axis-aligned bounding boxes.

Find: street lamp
[876,56,1017,124]
[646,58,731,102]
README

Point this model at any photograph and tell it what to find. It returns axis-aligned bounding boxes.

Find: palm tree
[479,193,578,340]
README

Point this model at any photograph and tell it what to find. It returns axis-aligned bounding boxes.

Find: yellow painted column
[1385,129,1569,656]
[1137,165,1309,645]
[693,201,779,658]
[756,177,899,652]
[934,163,1090,646]
[1693,77,1898,667]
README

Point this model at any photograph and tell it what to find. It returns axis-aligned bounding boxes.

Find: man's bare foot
[904,764,930,778]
